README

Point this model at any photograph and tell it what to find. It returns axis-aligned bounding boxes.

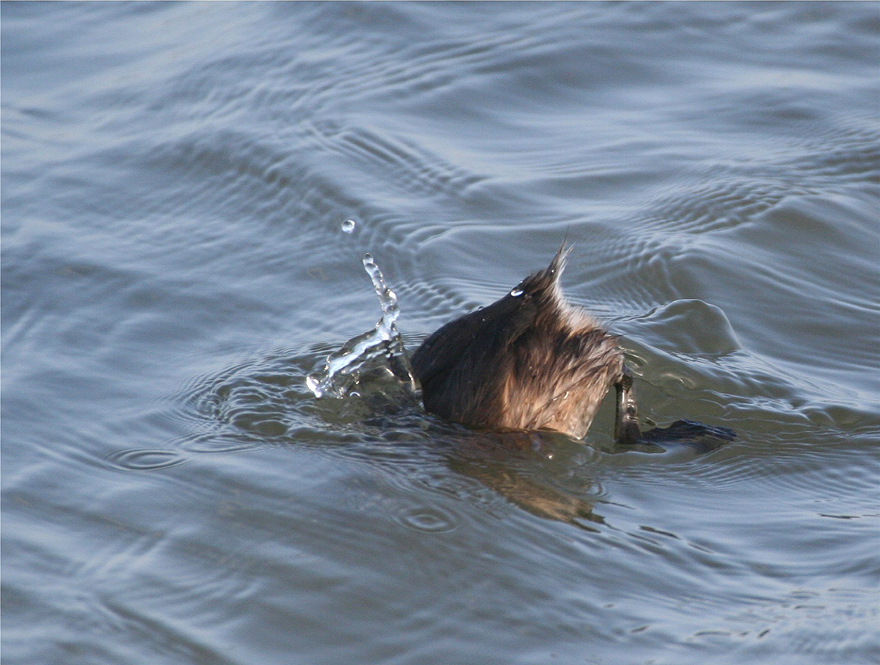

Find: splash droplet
[510,287,524,297]
[306,253,420,401]
[341,219,356,234]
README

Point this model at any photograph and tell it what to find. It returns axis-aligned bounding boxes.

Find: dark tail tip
[547,240,572,280]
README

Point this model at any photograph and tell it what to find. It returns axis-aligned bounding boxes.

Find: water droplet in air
[341,219,356,234]
[510,287,524,297]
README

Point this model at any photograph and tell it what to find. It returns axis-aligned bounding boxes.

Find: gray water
[3,3,879,664]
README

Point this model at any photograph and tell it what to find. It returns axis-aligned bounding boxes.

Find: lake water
[3,3,879,664]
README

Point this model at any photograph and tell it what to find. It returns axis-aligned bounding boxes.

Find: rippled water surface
[3,3,879,664]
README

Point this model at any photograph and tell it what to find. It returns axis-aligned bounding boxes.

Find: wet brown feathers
[411,245,626,439]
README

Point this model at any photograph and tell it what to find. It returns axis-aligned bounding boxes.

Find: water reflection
[444,430,605,528]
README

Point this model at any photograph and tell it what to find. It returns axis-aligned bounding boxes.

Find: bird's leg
[614,366,641,444]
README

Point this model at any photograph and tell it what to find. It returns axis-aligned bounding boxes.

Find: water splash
[307,253,421,401]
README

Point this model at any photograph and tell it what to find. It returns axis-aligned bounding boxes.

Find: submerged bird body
[411,246,640,442]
